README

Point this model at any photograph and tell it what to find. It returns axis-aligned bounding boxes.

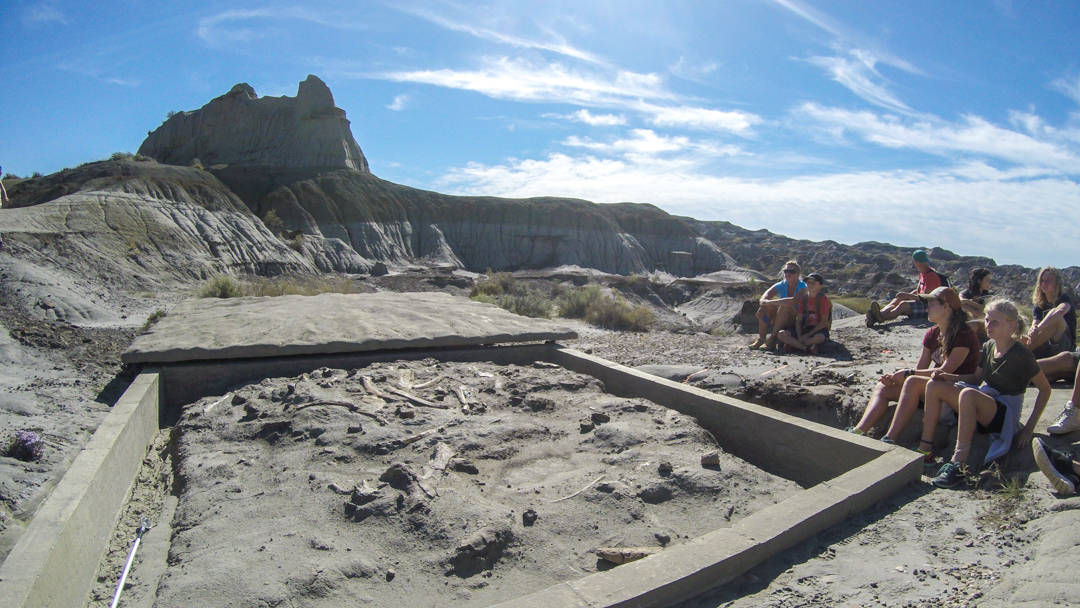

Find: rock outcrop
[138,75,369,173]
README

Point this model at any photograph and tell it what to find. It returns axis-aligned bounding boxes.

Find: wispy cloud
[378,57,760,135]
[805,50,912,113]
[23,2,68,25]
[197,7,368,45]
[546,109,626,126]
[387,94,409,111]
[669,56,720,83]
[1051,74,1080,105]
[380,56,671,107]
[394,4,605,65]
[796,103,1080,173]
[57,60,139,88]
[563,129,743,159]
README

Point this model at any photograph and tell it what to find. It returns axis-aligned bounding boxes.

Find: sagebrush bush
[199,275,244,298]
[556,284,604,319]
[470,271,516,298]
[502,290,553,318]
[556,284,654,330]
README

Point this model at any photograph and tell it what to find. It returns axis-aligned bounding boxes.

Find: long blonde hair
[1033,267,1062,309]
[986,299,1026,340]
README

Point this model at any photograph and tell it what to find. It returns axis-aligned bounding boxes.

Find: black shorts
[976,401,1007,435]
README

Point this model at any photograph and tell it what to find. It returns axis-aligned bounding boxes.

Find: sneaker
[922,456,941,476]
[865,306,877,328]
[880,436,895,445]
[1032,437,1078,495]
[1047,401,1080,435]
[930,461,966,489]
[871,301,883,323]
[845,426,866,436]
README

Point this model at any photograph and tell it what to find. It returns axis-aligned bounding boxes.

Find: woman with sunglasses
[749,260,806,350]
[850,287,978,439]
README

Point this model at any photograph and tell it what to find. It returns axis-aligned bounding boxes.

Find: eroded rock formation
[138,75,369,173]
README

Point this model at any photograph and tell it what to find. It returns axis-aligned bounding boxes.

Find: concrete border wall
[0,373,160,608]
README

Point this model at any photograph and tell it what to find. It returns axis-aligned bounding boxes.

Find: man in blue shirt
[750,260,807,350]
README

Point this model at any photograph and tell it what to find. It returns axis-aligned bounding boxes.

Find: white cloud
[641,103,762,135]
[379,57,761,135]
[669,56,720,82]
[387,94,409,111]
[394,5,605,65]
[562,129,742,159]
[806,50,912,113]
[435,151,1080,267]
[380,56,672,107]
[1051,74,1080,105]
[796,103,1080,173]
[546,109,626,126]
[57,60,139,87]
[23,2,67,25]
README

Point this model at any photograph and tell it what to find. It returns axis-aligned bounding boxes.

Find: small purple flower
[7,430,44,462]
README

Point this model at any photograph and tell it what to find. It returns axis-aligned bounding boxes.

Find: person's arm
[1016,371,1052,448]
[930,365,981,386]
[934,347,970,374]
[758,285,779,304]
[1031,302,1072,334]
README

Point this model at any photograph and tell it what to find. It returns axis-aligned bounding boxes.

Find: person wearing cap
[749,260,806,350]
[775,272,830,354]
[851,286,979,444]
[921,299,1051,489]
[866,249,950,327]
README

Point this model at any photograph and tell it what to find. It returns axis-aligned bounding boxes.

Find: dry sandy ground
[89,359,800,607]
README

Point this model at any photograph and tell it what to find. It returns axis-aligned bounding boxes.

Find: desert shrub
[557,284,654,331]
[262,209,285,236]
[470,271,516,298]
[140,309,166,333]
[166,110,178,119]
[3,173,19,180]
[199,274,244,298]
[31,171,42,178]
[6,430,44,462]
[557,284,604,319]
[584,295,654,331]
[134,154,154,162]
[501,290,553,318]
[110,151,134,161]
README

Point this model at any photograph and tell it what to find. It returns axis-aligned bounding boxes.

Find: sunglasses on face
[783,269,798,274]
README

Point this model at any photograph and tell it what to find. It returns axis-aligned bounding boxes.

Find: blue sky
[3,1,1079,269]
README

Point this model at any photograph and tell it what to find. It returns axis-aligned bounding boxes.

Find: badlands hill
[3,74,1076,311]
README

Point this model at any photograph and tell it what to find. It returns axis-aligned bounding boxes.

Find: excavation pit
[0,293,921,608]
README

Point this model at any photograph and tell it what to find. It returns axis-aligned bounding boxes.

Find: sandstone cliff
[138,75,369,173]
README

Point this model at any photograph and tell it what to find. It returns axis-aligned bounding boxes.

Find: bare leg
[1039,351,1078,383]
[950,388,999,463]
[854,382,902,433]
[883,376,930,441]
[1028,317,1067,352]
[765,304,796,349]
[880,300,913,322]
[752,302,779,346]
[921,380,963,456]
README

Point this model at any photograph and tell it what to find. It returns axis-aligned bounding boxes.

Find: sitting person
[776,273,830,354]
[920,299,1051,489]
[850,287,978,440]
[1042,350,1080,435]
[749,260,806,350]
[959,267,992,340]
[866,249,950,327]
[1032,437,1080,495]
[1021,266,1075,358]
